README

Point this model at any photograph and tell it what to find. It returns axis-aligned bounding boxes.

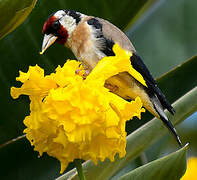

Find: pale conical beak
[40,34,58,54]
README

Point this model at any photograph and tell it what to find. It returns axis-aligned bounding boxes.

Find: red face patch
[42,15,68,44]
[56,25,68,44]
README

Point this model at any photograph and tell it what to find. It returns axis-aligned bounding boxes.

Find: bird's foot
[75,69,90,79]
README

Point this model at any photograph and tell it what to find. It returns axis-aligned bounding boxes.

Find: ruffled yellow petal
[11,43,145,173]
[50,60,83,87]
[87,44,147,87]
[11,65,57,99]
[113,44,147,87]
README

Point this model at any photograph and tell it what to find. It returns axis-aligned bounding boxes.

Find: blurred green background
[127,0,197,77]
[0,0,196,179]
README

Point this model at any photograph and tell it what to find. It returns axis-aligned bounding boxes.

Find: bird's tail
[151,95,182,147]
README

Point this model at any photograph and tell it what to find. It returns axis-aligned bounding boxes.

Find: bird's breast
[67,19,104,70]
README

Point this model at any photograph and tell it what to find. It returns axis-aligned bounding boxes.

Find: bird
[40,9,182,147]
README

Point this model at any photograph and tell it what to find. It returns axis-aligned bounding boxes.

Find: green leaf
[118,144,188,180]
[157,55,197,103]
[56,87,197,180]
[0,0,37,40]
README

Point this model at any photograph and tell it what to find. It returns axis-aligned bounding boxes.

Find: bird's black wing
[130,53,175,115]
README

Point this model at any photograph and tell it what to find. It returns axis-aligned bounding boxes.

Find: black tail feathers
[160,115,182,147]
[151,95,182,147]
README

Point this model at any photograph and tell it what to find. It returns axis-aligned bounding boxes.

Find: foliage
[0,0,37,39]
[0,0,196,179]
[118,145,187,180]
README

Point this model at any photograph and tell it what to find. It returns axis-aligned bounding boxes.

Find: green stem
[74,159,86,180]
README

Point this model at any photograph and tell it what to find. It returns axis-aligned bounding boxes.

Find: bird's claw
[75,69,90,79]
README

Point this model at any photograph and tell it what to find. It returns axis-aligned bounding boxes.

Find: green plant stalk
[57,86,197,180]
[74,159,86,180]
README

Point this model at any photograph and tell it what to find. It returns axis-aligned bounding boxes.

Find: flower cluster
[11,44,145,173]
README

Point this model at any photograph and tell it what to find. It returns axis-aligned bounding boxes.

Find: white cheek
[60,15,77,35]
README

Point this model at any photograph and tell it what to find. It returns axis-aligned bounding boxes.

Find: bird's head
[40,10,82,54]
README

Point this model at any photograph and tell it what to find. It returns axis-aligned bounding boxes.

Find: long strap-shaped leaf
[57,86,197,180]
[118,144,188,180]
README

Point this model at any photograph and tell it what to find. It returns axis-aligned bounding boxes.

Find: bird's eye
[52,21,60,30]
